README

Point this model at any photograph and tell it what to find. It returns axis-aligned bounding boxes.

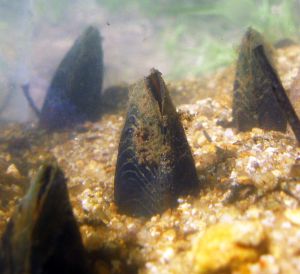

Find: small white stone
[272,169,282,177]
[284,209,300,226]
[160,248,174,263]
[220,214,234,223]
[224,128,234,140]
[246,156,260,174]
[127,223,137,232]
[265,147,278,155]
[81,199,92,212]
[6,164,21,178]
[281,221,292,229]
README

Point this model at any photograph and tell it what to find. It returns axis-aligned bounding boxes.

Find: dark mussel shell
[114,69,199,217]
[254,45,300,143]
[40,26,103,130]
[0,164,89,274]
[232,27,287,132]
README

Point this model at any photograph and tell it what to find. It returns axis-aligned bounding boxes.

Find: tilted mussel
[0,164,89,274]
[232,27,287,132]
[114,69,199,217]
[39,25,103,130]
[254,45,300,143]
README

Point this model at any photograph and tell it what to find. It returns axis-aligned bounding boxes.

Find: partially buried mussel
[232,27,287,132]
[114,69,199,217]
[38,25,103,130]
[0,164,89,274]
[254,45,300,143]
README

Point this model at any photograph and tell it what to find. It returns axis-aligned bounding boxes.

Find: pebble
[284,209,300,226]
[192,222,266,274]
[6,164,21,178]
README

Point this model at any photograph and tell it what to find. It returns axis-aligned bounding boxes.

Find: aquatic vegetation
[0,164,89,274]
[22,84,40,118]
[35,0,71,23]
[232,27,287,132]
[39,25,103,130]
[98,0,299,77]
[114,69,199,217]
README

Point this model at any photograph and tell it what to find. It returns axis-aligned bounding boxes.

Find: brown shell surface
[130,79,172,167]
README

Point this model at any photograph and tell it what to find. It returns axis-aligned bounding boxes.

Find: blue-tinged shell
[114,69,199,217]
[40,26,103,130]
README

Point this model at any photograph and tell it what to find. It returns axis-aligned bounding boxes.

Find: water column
[0,0,34,122]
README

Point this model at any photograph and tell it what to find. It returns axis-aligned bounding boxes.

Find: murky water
[1,1,300,274]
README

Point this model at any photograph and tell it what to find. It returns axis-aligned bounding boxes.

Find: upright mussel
[0,164,89,274]
[39,25,103,130]
[232,27,287,132]
[114,69,199,217]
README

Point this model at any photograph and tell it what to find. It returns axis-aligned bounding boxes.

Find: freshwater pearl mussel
[220,27,300,142]
[23,25,104,131]
[0,164,90,274]
[114,69,199,217]
[232,27,287,132]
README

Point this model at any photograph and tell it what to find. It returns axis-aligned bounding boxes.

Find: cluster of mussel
[1,25,300,273]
